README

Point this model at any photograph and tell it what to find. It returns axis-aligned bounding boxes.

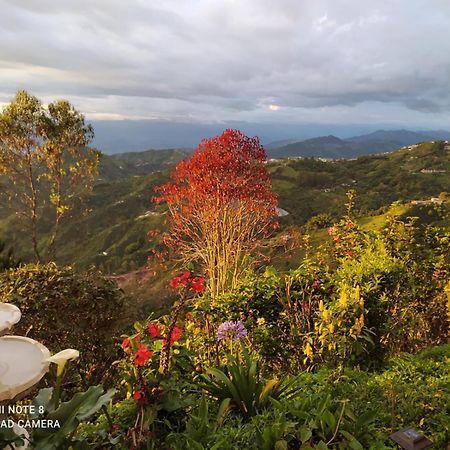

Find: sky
[1,0,450,138]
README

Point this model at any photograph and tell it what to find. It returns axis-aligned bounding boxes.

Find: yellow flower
[257,317,266,326]
[319,300,324,312]
[339,292,347,310]
[304,342,313,359]
[328,323,335,333]
[354,314,365,335]
[323,309,331,322]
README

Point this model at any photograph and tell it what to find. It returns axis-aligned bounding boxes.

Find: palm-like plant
[200,345,301,419]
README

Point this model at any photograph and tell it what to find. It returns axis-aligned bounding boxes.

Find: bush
[0,262,125,386]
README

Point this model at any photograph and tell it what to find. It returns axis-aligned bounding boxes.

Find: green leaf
[31,387,54,416]
[299,425,312,443]
[322,409,336,431]
[341,430,365,449]
[274,440,288,450]
[355,410,377,429]
[32,385,115,449]
[215,398,231,429]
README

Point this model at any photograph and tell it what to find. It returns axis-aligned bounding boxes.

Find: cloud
[0,0,450,126]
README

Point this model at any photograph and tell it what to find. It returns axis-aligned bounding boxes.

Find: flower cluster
[170,271,191,289]
[217,321,248,341]
[134,344,152,366]
[121,335,153,367]
[169,271,205,293]
[121,319,185,369]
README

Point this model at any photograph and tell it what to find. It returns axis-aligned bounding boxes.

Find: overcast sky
[1,0,450,129]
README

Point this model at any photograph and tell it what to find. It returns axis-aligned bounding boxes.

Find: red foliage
[154,129,278,250]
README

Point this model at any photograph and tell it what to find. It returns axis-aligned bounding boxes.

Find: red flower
[312,279,320,289]
[170,271,191,289]
[181,271,190,281]
[133,391,144,400]
[164,324,183,345]
[134,344,152,366]
[121,335,141,353]
[147,322,160,338]
[171,324,183,343]
[184,312,191,321]
[191,276,205,293]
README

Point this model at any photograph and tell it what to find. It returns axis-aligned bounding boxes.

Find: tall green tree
[0,90,100,261]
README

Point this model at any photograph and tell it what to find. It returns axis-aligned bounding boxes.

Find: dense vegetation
[0,124,449,449]
[1,140,449,275]
[2,200,448,449]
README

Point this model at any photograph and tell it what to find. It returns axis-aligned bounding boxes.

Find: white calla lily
[46,349,80,365]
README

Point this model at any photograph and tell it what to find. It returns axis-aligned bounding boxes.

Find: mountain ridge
[267,129,450,159]
[97,129,450,161]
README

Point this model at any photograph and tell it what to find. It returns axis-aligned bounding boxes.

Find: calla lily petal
[46,349,79,365]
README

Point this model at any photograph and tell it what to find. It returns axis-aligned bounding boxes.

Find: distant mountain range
[92,121,388,153]
[93,121,450,160]
[267,129,450,159]
[91,118,450,156]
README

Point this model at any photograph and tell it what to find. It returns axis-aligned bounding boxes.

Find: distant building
[411,197,443,206]
[420,169,446,174]
[276,207,290,217]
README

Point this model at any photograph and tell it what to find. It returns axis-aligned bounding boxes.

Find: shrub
[0,262,125,386]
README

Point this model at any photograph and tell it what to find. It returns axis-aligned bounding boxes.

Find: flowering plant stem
[160,284,189,376]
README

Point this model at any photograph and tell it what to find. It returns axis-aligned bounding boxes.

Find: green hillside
[100,148,190,179]
[1,141,449,274]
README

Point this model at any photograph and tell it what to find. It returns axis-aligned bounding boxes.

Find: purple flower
[217,321,247,341]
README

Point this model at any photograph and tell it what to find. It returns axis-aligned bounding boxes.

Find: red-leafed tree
[154,129,278,298]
